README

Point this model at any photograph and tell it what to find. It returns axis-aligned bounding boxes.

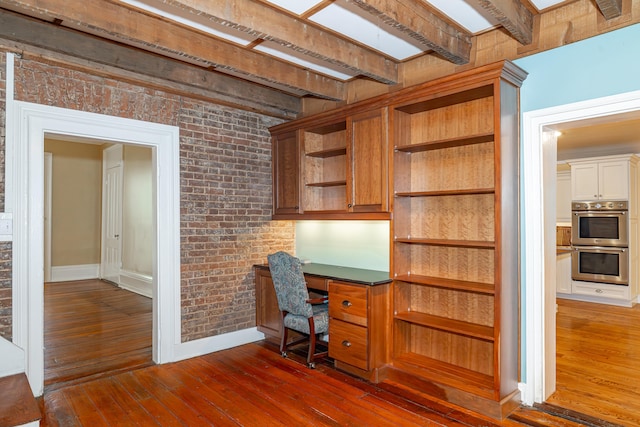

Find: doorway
[9,101,181,396]
[42,139,155,388]
[522,89,640,405]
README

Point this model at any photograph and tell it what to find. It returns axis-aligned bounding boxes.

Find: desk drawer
[329,282,367,326]
[305,275,328,291]
[329,319,368,370]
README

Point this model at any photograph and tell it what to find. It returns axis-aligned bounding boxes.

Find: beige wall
[44,139,102,266]
[122,145,153,276]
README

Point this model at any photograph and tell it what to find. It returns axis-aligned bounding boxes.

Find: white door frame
[7,100,181,396]
[521,89,640,405]
[43,152,52,283]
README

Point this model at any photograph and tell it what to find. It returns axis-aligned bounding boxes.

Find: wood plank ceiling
[0,0,625,118]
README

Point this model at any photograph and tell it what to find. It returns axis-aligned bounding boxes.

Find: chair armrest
[307,296,328,304]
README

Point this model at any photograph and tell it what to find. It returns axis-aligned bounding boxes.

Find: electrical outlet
[0,213,13,241]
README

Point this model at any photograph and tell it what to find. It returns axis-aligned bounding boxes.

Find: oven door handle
[573,247,626,252]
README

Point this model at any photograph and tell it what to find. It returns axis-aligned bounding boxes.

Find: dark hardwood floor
[547,298,640,426]
[41,279,631,426]
[44,279,153,390]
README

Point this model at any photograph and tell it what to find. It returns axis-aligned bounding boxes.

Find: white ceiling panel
[254,41,356,80]
[423,0,498,33]
[309,0,424,61]
[529,0,568,10]
[262,0,324,16]
[119,0,255,45]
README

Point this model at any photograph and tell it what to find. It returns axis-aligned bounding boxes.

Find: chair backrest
[267,251,313,318]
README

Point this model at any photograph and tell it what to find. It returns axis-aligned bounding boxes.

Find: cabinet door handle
[342,300,352,308]
[341,340,351,347]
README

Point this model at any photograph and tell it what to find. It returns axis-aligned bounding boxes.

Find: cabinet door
[255,268,282,338]
[556,171,571,223]
[347,109,389,213]
[599,160,629,200]
[272,131,301,215]
[556,253,572,294]
[571,163,599,200]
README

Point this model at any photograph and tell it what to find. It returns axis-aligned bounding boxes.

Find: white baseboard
[50,264,99,282]
[172,327,266,363]
[119,270,152,298]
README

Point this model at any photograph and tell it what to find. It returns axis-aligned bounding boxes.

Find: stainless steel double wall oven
[571,200,629,285]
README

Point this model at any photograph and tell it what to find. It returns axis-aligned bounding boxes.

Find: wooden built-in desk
[254,263,392,381]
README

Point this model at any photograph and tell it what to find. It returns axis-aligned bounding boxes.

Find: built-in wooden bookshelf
[269,60,527,420]
[389,62,527,419]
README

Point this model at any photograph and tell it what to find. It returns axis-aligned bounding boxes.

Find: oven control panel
[572,200,628,211]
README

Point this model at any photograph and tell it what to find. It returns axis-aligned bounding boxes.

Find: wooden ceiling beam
[595,0,623,19]
[163,0,398,85]
[348,0,472,65]
[1,0,345,100]
[0,10,301,118]
[478,0,534,45]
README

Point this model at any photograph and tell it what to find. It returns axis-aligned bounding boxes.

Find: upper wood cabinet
[272,130,301,216]
[270,109,390,220]
[348,109,389,213]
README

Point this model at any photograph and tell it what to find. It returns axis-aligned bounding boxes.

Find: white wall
[122,145,153,276]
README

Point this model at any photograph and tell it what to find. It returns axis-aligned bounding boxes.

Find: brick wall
[3,54,295,342]
[179,100,294,339]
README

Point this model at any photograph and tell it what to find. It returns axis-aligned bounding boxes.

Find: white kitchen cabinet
[556,252,572,294]
[571,280,631,305]
[570,156,633,201]
[556,170,571,224]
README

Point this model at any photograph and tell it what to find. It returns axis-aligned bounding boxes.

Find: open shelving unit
[302,120,347,212]
[389,62,527,419]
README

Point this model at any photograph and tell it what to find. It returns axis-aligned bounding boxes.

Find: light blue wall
[516,24,640,112]
[514,23,640,379]
[295,220,389,271]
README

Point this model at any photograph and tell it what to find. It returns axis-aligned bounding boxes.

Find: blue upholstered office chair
[267,251,328,368]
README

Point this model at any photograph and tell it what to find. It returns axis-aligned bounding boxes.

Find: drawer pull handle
[341,340,351,347]
[342,300,352,308]
[596,289,603,294]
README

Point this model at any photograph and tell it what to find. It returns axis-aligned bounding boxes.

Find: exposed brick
[4,54,295,343]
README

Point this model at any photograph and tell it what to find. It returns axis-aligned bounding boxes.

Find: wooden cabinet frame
[270,109,391,220]
[267,60,526,420]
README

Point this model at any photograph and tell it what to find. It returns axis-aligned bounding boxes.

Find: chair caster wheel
[308,362,315,369]
[281,351,287,358]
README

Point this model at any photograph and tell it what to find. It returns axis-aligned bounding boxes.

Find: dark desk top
[255,263,391,286]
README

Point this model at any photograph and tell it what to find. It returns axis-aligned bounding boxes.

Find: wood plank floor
[41,279,633,426]
[44,280,153,390]
[547,298,640,426]
[41,340,539,427]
